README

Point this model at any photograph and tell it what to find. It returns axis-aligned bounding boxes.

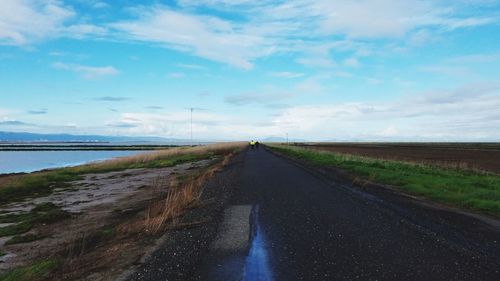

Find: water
[244,204,273,281]
[0,150,150,174]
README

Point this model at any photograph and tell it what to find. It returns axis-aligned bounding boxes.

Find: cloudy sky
[1,0,500,141]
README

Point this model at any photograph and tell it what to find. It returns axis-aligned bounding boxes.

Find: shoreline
[0,150,156,175]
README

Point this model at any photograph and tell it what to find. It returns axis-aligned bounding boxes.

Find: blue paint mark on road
[243,205,273,281]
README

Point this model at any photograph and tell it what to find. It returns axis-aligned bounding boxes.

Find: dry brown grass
[50,147,242,280]
[2,142,246,280]
[0,142,246,205]
[85,142,246,171]
[144,152,234,233]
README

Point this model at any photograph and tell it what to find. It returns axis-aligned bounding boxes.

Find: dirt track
[299,143,500,173]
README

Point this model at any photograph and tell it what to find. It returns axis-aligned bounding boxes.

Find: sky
[1,0,500,141]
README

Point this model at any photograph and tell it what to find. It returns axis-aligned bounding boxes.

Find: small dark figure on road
[255,141,260,149]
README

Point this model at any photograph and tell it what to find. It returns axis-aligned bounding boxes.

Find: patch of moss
[5,234,43,245]
[0,258,59,281]
[0,203,70,237]
[0,221,32,237]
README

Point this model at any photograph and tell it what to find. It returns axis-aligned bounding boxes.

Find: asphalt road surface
[194,147,500,281]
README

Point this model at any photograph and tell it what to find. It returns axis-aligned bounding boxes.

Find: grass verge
[0,258,59,281]
[267,144,500,216]
[144,151,235,233]
[5,234,44,245]
[0,203,70,237]
[0,143,244,205]
[0,154,207,205]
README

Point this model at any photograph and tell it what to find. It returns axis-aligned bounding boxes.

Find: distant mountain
[261,136,306,142]
[0,131,189,144]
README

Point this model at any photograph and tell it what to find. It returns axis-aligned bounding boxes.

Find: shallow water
[244,204,273,281]
[0,150,149,174]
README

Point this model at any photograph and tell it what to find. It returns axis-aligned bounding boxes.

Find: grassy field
[0,143,243,205]
[295,142,500,174]
[0,259,59,281]
[267,144,500,216]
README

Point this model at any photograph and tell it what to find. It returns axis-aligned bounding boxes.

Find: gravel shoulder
[123,152,245,281]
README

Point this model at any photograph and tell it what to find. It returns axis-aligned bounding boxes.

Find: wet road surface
[195,147,500,281]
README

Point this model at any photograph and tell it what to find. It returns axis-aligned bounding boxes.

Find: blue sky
[1,0,500,141]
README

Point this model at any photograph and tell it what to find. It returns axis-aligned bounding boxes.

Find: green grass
[0,259,59,281]
[268,144,500,216]
[101,225,116,239]
[0,153,210,205]
[0,221,32,237]
[0,203,70,237]
[5,234,43,245]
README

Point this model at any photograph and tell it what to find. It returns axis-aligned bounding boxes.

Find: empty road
[195,147,500,281]
[129,147,500,281]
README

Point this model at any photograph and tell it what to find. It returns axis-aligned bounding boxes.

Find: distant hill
[0,131,189,144]
[261,136,306,142]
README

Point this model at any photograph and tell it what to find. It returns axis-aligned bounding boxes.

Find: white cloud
[225,91,294,106]
[0,0,74,45]
[225,75,328,107]
[176,63,206,70]
[419,65,473,77]
[64,24,107,38]
[312,0,437,38]
[110,6,274,69]
[3,1,497,69]
[334,71,353,78]
[294,76,326,94]
[105,1,499,68]
[269,71,305,79]
[166,72,186,78]
[92,2,109,9]
[441,16,497,29]
[265,81,500,140]
[52,62,119,79]
[296,56,335,68]
[446,54,500,64]
[0,108,11,119]
[408,29,434,46]
[179,0,498,38]
[178,0,259,6]
[7,82,499,141]
[343,57,360,68]
[366,77,383,85]
[378,126,399,137]
[106,111,227,137]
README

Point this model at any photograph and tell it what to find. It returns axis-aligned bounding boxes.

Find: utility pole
[190,107,193,146]
[286,132,289,145]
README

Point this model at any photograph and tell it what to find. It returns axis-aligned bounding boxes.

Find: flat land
[297,142,500,173]
[2,144,500,280]
[136,147,500,281]
[0,144,179,151]
[0,143,245,281]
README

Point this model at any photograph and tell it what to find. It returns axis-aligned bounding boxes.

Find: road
[193,147,500,281]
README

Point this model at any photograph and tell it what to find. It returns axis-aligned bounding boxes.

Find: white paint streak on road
[208,205,252,280]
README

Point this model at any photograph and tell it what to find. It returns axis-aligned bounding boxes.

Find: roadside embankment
[266,144,500,217]
[0,142,246,281]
